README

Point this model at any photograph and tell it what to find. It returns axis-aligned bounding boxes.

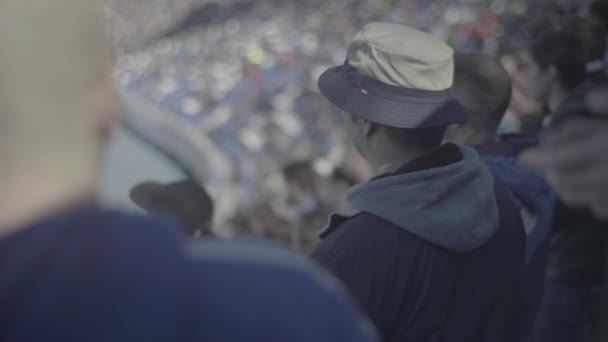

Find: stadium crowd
[106,0,600,247]
[1,0,608,341]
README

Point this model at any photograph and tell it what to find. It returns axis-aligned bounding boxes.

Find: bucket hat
[318,22,467,128]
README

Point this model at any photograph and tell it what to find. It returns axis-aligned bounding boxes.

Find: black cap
[130,180,214,235]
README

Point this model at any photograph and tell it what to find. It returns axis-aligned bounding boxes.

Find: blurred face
[518,51,556,102]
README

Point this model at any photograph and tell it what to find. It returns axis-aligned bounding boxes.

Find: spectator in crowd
[270,161,330,251]
[130,180,215,237]
[286,162,332,237]
[562,16,607,84]
[518,30,605,342]
[312,23,526,342]
[522,88,608,218]
[0,1,380,341]
[518,31,588,126]
[444,53,514,147]
[506,53,547,135]
[444,52,555,333]
[282,161,322,220]
[521,86,608,342]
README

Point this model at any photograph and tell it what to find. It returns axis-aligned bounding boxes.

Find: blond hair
[0,0,114,166]
[0,0,116,232]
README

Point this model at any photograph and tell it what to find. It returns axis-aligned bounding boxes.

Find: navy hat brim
[318,63,467,128]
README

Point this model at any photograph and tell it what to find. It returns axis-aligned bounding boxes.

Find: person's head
[519,31,586,109]
[130,180,215,237]
[318,23,466,171]
[444,53,512,145]
[0,0,117,231]
[562,16,607,64]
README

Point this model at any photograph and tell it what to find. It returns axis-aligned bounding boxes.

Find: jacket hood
[481,154,554,265]
[346,145,499,252]
[476,136,555,265]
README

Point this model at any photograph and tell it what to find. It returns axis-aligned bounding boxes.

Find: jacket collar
[318,144,464,239]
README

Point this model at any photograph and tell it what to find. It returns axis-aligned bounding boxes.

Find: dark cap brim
[318,63,467,128]
[130,182,165,210]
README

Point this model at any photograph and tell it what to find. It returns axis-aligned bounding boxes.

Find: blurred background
[100,0,593,246]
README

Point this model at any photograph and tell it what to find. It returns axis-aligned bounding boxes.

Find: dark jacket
[0,205,377,342]
[312,144,526,342]
[547,204,605,288]
[476,135,555,332]
[544,82,607,289]
[476,136,554,265]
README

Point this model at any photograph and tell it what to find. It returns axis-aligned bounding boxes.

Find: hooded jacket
[312,144,526,342]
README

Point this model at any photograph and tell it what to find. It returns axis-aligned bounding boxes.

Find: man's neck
[369,145,434,176]
[451,126,498,147]
[0,171,97,239]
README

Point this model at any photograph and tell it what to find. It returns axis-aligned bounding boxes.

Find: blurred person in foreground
[311,23,526,342]
[130,180,214,237]
[521,87,608,342]
[521,89,608,219]
[518,30,605,342]
[444,53,555,333]
[0,1,379,341]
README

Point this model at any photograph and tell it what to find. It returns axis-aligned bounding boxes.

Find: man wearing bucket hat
[311,23,526,342]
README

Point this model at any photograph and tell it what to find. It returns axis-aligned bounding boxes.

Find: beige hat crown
[347,22,454,91]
